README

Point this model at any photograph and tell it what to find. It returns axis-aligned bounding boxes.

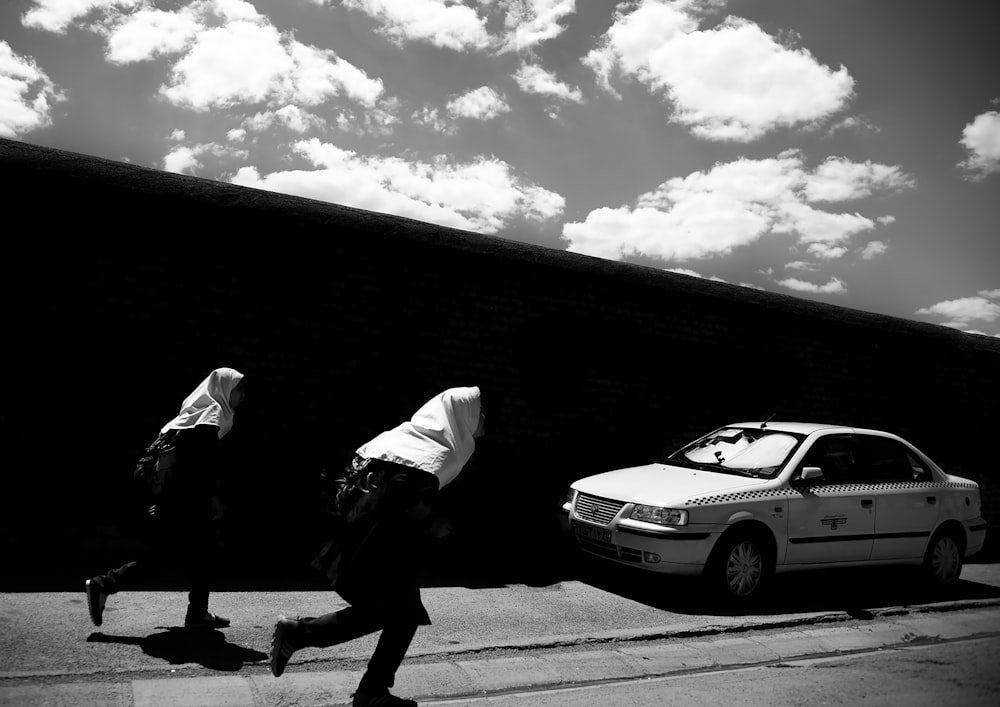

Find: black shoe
[269,617,299,677]
[184,612,230,628]
[85,579,106,627]
[352,691,417,707]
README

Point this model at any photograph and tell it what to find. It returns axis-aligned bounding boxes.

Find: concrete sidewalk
[4,599,1000,707]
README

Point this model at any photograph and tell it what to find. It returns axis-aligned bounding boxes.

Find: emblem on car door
[821,516,848,530]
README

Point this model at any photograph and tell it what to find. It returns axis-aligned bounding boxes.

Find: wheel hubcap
[932,537,960,583]
[726,541,762,596]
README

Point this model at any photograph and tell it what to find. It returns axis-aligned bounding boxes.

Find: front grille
[575,493,626,526]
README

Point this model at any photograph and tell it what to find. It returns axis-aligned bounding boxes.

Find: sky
[3,0,998,337]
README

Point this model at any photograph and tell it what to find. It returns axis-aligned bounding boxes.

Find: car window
[855,435,931,482]
[798,435,860,484]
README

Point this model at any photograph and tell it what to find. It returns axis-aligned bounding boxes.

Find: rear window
[855,435,932,482]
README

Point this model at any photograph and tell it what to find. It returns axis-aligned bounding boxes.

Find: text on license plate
[573,521,612,544]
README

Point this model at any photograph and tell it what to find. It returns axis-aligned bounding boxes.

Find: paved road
[2,562,1000,705]
[432,634,1000,706]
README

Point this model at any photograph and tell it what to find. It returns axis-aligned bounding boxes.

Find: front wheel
[922,531,963,587]
[709,532,773,601]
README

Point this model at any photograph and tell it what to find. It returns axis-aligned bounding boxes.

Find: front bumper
[563,504,718,575]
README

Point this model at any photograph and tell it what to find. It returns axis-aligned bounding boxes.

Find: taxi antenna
[761,413,776,430]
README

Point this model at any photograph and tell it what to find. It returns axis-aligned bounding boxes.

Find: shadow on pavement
[86,627,267,671]
[566,551,1000,618]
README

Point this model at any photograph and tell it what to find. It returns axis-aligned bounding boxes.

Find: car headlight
[630,505,688,526]
[563,488,577,510]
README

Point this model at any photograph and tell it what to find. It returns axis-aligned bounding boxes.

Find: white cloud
[667,267,725,282]
[785,261,819,272]
[343,0,492,52]
[412,105,456,134]
[826,115,879,136]
[0,41,66,139]
[916,291,1000,330]
[334,100,401,137]
[229,138,565,234]
[26,0,384,115]
[500,0,577,52]
[21,0,141,33]
[562,151,911,262]
[775,277,847,294]
[778,200,875,245]
[104,6,201,63]
[807,243,847,259]
[163,140,249,174]
[159,20,295,109]
[158,14,383,111]
[860,240,888,259]
[514,63,583,103]
[667,267,763,290]
[447,86,510,120]
[959,109,1000,180]
[286,41,384,107]
[341,0,575,52]
[241,105,328,134]
[163,145,202,174]
[804,157,914,202]
[584,0,854,141]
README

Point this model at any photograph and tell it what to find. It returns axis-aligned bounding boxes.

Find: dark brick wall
[3,138,998,589]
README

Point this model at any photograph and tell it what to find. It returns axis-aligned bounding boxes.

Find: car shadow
[86,627,267,671]
[568,551,1000,618]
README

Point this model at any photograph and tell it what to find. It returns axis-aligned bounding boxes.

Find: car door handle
[861,499,873,508]
[926,496,937,505]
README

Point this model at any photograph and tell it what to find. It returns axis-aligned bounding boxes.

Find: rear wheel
[922,530,963,587]
[709,531,773,601]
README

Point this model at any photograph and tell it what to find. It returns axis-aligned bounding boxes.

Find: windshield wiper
[720,466,759,477]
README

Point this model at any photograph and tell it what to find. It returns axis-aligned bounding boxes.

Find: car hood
[572,463,765,506]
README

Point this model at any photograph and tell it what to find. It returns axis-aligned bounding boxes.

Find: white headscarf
[160,367,244,439]
[357,386,481,488]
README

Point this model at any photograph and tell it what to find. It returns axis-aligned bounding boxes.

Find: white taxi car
[564,423,987,601]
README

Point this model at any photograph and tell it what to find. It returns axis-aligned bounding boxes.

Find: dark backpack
[311,456,391,586]
[319,455,390,525]
[133,429,179,500]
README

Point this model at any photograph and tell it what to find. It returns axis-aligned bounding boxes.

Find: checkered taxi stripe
[685,481,978,506]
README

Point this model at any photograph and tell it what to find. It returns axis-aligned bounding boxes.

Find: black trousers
[295,605,419,693]
[92,505,216,617]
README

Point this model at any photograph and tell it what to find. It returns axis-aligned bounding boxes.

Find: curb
[3,600,1000,706]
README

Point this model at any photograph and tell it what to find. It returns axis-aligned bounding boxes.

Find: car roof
[726,422,850,435]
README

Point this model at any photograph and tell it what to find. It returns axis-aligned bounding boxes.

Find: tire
[709,531,773,601]
[922,530,964,587]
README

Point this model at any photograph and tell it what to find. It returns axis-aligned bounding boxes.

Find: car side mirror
[792,466,824,486]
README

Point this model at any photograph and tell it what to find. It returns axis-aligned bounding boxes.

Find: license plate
[573,520,612,544]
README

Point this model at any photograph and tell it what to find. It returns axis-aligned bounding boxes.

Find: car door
[785,434,875,564]
[855,434,939,561]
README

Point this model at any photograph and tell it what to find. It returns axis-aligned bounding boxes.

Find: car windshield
[664,427,803,478]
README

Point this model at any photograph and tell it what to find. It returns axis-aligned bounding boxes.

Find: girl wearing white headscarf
[85,367,246,630]
[270,386,484,707]
[160,366,245,439]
